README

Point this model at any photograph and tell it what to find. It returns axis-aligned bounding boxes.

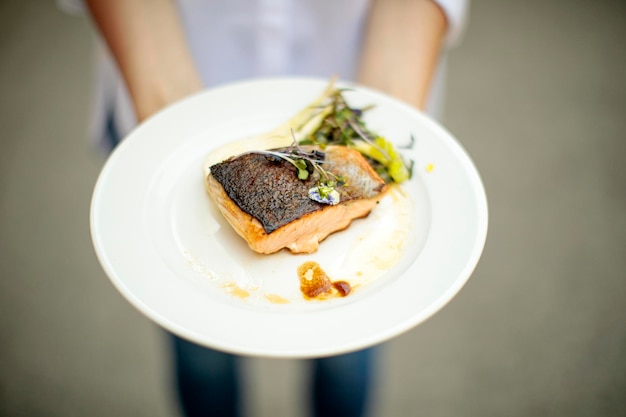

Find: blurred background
[1,0,625,416]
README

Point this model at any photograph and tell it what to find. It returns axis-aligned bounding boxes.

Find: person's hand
[357,0,448,110]
[86,0,203,121]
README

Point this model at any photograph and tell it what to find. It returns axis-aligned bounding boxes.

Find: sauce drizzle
[298,261,352,300]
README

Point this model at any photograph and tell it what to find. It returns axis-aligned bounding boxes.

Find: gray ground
[1,0,625,416]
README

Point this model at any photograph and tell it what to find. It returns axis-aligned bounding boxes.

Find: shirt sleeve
[432,0,470,47]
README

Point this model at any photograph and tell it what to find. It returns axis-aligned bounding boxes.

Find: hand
[357,0,448,110]
[86,0,203,121]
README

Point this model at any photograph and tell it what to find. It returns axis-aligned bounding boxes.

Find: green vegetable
[301,88,412,184]
[219,79,413,206]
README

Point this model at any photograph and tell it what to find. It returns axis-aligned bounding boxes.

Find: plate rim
[90,76,488,358]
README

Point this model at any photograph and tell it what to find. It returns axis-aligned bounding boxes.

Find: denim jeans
[170,334,378,417]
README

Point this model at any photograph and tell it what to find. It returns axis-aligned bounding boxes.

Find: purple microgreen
[308,183,341,205]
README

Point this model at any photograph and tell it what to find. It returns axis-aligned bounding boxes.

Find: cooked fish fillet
[205,145,388,254]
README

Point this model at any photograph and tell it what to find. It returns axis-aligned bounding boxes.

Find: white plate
[90,78,488,358]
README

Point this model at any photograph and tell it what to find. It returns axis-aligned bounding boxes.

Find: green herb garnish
[300,89,413,184]
[225,82,414,206]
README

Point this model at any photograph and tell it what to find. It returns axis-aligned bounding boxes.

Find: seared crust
[205,145,387,254]
[209,149,325,234]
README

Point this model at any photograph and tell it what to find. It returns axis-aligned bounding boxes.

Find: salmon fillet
[205,145,388,254]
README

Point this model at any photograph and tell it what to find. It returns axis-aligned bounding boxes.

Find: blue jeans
[170,334,379,417]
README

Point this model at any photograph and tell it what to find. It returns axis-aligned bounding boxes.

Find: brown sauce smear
[332,281,352,297]
[298,261,352,300]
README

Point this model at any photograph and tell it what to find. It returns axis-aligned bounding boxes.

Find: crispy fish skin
[209,149,322,234]
[205,145,388,254]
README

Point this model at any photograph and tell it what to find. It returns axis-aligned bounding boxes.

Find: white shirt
[59,0,469,149]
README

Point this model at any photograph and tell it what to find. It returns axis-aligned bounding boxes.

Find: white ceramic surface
[90,78,488,358]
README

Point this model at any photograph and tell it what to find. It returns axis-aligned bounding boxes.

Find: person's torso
[177,0,371,86]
